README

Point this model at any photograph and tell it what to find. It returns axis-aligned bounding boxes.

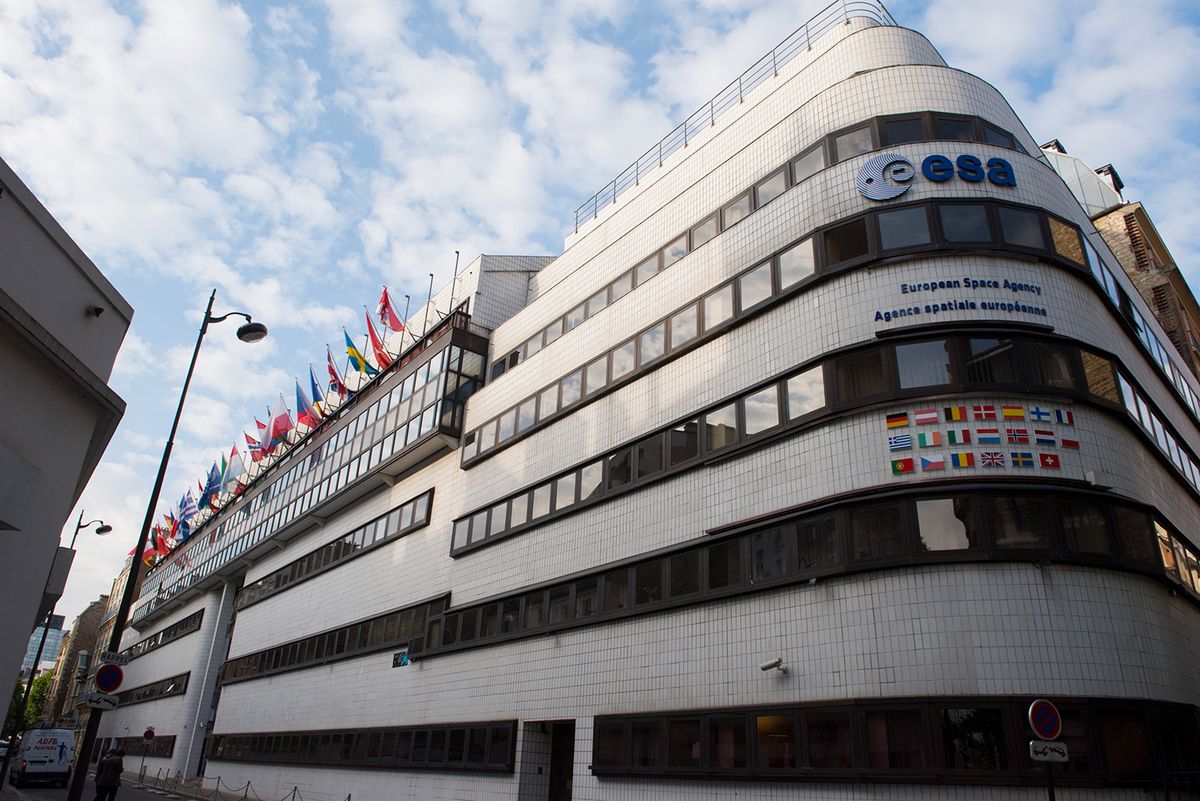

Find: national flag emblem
[1061,438,1080,450]
[976,428,1001,444]
[1034,429,1056,446]
[886,413,909,429]
[981,451,1005,467]
[950,452,975,468]
[1029,406,1052,422]
[1040,453,1061,469]
[946,428,971,445]
[888,434,912,452]
[918,431,942,448]
[1055,408,1075,426]
[891,458,915,475]
[1011,452,1035,468]
[944,405,968,422]
[1006,428,1029,444]
[973,404,997,421]
[920,455,945,472]
[914,409,939,425]
[1002,405,1025,420]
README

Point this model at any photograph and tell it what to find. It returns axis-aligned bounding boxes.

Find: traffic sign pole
[1028,699,1062,801]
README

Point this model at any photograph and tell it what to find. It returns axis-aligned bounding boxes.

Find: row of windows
[1116,371,1200,496]
[454,330,1200,557]
[119,609,203,662]
[136,337,485,620]
[100,736,176,759]
[116,673,189,708]
[592,697,1199,783]
[220,597,446,684]
[498,111,1025,379]
[236,489,434,610]
[430,487,1199,658]
[206,721,517,774]
[464,198,1091,467]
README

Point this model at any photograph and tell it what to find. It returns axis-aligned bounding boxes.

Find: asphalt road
[2,773,198,801]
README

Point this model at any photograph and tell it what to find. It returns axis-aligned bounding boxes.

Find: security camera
[759,657,787,674]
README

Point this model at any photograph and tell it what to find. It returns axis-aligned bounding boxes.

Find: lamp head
[95,524,113,535]
[236,321,268,343]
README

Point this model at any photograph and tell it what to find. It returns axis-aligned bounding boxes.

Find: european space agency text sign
[874,275,1048,323]
[857,153,1016,201]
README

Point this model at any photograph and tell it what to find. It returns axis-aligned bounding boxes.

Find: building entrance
[517,719,574,801]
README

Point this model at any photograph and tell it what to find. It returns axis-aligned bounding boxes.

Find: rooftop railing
[572,0,897,232]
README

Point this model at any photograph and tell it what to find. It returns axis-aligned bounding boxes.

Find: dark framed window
[754,169,788,208]
[933,114,974,141]
[823,218,870,266]
[938,204,992,243]
[832,124,873,161]
[880,115,925,146]
[941,707,1007,770]
[792,143,824,183]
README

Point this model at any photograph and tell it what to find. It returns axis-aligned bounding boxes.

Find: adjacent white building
[98,4,1200,800]
[0,155,130,703]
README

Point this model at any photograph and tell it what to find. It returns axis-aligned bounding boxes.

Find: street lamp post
[65,290,266,801]
[0,512,111,788]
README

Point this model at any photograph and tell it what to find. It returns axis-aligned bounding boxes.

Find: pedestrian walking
[93,748,124,801]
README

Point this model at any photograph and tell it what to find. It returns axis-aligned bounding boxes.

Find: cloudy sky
[3,0,1198,631]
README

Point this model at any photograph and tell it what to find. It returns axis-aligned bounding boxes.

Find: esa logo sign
[856,153,1016,201]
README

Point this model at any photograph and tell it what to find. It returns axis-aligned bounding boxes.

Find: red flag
[377,287,405,331]
[244,432,266,463]
[365,310,393,369]
[267,394,294,448]
[326,345,348,402]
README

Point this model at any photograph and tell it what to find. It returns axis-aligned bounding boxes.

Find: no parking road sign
[1028,698,1062,741]
[95,663,124,694]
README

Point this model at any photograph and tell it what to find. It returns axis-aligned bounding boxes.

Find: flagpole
[421,273,434,337]
[402,294,413,347]
[448,250,460,314]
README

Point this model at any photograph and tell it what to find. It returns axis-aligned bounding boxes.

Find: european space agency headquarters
[93,3,1200,799]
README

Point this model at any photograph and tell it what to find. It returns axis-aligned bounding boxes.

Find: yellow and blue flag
[344,329,378,376]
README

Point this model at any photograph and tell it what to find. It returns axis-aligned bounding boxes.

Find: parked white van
[9,728,75,787]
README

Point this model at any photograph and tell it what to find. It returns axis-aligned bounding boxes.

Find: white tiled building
[98,5,1200,800]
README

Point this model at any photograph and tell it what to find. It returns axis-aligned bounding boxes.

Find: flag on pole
[377,287,405,331]
[345,329,379,376]
[244,432,266,463]
[267,394,294,449]
[296,380,322,429]
[309,365,326,415]
[327,345,350,401]
[221,446,246,492]
[179,490,199,522]
[365,310,394,369]
[199,463,221,511]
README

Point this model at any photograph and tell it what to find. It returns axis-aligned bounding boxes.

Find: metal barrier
[128,767,353,801]
[571,0,898,232]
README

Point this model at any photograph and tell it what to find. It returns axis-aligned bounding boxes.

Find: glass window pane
[793,144,824,183]
[585,289,607,318]
[611,340,636,381]
[786,366,825,419]
[1112,506,1157,564]
[703,285,734,331]
[496,409,516,443]
[777,237,815,289]
[662,237,688,270]
[704,403,739,451]
[881,116,925,146]
[850,503,907,561]
[579,461,603,502]
[630,721,661,767]
[575,578,598,619]
[669,305,698,350]
[638,323,665,366]
[669,551,701,597]
[823,218,870,265]
[561,371,582,407]
[723,194,751,228]
[516,398,536,433]
[633,256,662,287]
[1097,710,1152,775]
[604,569,629,612]
[983,124,1014,148]
[964,338,1019,384]
[750,527,790,582]
[610,271,633,302]
[1049,218,1084,265]
[538,385,559,421]
[548,586,571,625]
[525,333,542,358]
[916,498,978,551]
[833,125,873,161]
[934,116,974,141]
[509,494,529,528]
[833,350,887,402]
[755,169,787,208]
[634,561,663,605]
[738,263,773,310]
[896,340,953,389]
[939,204,991,243]
[797,514,840,571]
[710,717,748,768]
[707,540,742,590]
[1029,342,1077,389]
[757,714,796,769]
[585,356,608,395]
[1060,499,1112,555]
[878,206,932,250]
[668,720,701,767]
[530,484,552,519]
[865,710,925,769]
[489,502,508,534]
[998,206,1045,249]
[807,712,853,768]
[524,592,545,630]
[636,434,664,480]
[544,319,562,346]
[669,420,700,466]
[691,216,719,248]
[607,448,632,490]
[989,496,1053,549]
[743,386,780,436]
[554,473,576,511]
[593,722,625,768]
[942,708,1007,770]
[565,304,585,333]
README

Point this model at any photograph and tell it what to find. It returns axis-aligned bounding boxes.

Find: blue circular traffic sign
[95,663,123,694]
[1028,699,1061,740]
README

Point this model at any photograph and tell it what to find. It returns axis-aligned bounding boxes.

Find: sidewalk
[3,771,214,801]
